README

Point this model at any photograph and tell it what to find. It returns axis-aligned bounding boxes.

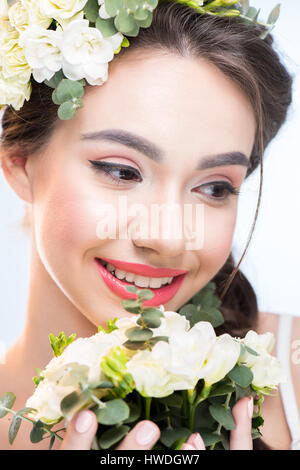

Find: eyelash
[88,160,241,202]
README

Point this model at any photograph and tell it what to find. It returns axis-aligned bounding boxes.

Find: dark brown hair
[0,0,293,449]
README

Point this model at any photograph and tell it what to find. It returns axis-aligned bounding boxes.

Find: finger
[115,420,160,450]
[59,410,98,450]
[230,396,253,450]
[181,433,206,450]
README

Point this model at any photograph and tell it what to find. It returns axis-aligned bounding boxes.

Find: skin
[0,49,258,450]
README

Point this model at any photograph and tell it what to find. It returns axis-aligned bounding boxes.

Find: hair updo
[0,1,293,449]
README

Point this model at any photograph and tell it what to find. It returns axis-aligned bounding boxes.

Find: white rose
[199,334,241,386]
[1,41,31,84]
[25,379,77,424]
[0,74,31,110]
[250,354,287,389]
[61,18,123,85]
[98,0,111,19]
[19,24,63,82]
[40,0,88,21]
[8,0,52,32]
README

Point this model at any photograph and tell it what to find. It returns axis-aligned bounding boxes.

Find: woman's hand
[59,395,253,450]
[181,396,254,450]
[58,411,161,450]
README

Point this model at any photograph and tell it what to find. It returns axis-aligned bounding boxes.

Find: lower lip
[95,258,187,307]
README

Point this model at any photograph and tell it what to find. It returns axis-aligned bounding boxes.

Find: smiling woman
[0,0,293,451]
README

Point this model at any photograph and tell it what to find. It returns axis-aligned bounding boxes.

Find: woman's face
[25,50,256,326]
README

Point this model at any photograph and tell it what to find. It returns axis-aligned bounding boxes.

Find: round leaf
[98,424,130,449]
[209,404,236,431]
[8,414,22,445]
[228,364,253,387]
[137,309,163,328]
[83,0,99,23]
[105,0,123,17]
[0,392,16,418]
[123,340,147,350]
[160,427,191,447]
[30,420,47,443]
[96,17,118,37]
[125,327,153,342]
[56,79,84,103]
[58,101,77,120]
[134,7,149,20]
[95,399,130,425]
[137,289,154,300]
[116,9,136,33]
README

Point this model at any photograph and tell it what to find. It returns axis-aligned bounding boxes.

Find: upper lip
[96,257,189,278]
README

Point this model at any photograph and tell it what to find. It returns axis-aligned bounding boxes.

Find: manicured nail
[248,396,253,419]
[75,411,94,433]
[135,421,158,446]
[192,433,204,450]
[182,444,195,450]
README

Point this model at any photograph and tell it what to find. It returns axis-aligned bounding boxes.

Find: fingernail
[135,421,158,446]
[248,396,253,419]
[75,411,94,433]
[193,433,204,450]
[182,444,195,450]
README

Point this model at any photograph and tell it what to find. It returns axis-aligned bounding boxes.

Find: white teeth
[103,261,174,288]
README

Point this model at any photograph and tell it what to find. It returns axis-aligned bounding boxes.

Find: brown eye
[192,181,240,202]
[88,160,142,183]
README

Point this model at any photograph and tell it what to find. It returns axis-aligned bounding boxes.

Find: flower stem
[188,403,196,432]
[209,391,232,450]
[181,390,188,418]
[144,397,152,420]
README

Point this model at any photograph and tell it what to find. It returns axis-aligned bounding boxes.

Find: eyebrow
[80,128,250,170]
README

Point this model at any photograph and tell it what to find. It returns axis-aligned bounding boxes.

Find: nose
[129,201,189,259]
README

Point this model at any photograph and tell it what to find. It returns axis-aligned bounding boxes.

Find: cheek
[200,207,237,273]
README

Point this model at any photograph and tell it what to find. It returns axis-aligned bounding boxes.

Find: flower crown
[0,0,280,121]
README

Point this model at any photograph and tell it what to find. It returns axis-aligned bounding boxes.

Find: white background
[1,0,300,352]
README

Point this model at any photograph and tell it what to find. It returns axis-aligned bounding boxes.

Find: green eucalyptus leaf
[115,15,140,36]
[208,404,236,431]
[96,16,118,37]
[124,285,138,293]
[56,79,84,103]
[138,309,163,328]
[228,364,253,387]
[52,88,61,105]
[246,6,259,21]
[209,383,235,397]
[137,289,154,301]
[160,427,191,447]
[123,340,148,350]
[123,401,141,424]
[58,101,77,120]
[30,419,47,443]
[89,380,114,389]
[84,0,99,23]
[190,307,224,328]
[126,327,153,342]
[49,434,56,450]
[235,384,251,400]
[195,428,222,446]
[0,392,16,418]
[60,389,92,417]
[44,70,64,89]
[133,7,149,20]
[105,0,123,17]
[121,298,140,313]
[94,399,129,425]
[148,335,169,346]
[244,345,259,356]
[116,8,136,33]
[8,413,22,445]
[252,415,264,428]
[146,0,158,8]
[98,424,130,449]
[134,10,152,27]
[178,304,198,321]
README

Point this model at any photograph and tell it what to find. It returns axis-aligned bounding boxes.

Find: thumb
[59,410,98,450]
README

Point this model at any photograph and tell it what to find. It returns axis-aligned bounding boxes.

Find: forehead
[73,50,256,158]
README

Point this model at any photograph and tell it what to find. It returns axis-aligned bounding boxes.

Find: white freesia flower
[19,24,63,82]
[25,378,78,424]
[250,354,287,389]
[98,0,111,19]
[237,330,287,389]
[40,0,88,21]
[152,310,190,337]
[199,334,241,385]
[8,0,52,33]
[61,18,123,85]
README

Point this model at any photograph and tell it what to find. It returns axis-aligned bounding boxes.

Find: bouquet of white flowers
[0,282,287,450]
